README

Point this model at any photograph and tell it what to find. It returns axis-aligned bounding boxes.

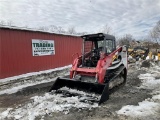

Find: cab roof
[81,33,115,41]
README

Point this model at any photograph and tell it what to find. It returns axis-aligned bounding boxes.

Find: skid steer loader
[128,46,149,61]
[49,33,127,105]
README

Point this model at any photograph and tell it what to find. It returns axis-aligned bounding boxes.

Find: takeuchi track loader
[49,33,128,105]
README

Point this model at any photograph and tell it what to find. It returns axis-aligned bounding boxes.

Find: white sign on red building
[32,39,55,56]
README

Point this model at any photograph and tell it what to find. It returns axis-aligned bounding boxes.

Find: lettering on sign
[32,39,55,56]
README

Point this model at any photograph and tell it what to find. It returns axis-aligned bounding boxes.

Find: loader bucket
[49,77,109,105]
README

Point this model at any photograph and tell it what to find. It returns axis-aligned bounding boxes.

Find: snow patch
[146,56,149,60]
[152,94,160,101]
[59,87,89,95]
[0,88,99,120]
[138,73,160,89]
[128,55,133,59]
[117,65,160,118]
[117,101,160,117]
[1,108,13,118]
[138,73,155,81]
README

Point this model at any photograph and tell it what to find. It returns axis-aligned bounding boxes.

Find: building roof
[0,25,80,37]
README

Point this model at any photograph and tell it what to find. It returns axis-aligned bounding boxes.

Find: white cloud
[0,0,160,38]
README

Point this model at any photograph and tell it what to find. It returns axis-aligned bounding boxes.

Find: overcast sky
[0,0,160,38]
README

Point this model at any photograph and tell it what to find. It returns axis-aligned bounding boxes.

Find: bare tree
[150,20,160,44]
[38,26,46,31]
[79,32,88,35]
[118,34,134,47]
[41,25,66,33]
[67,26,76,34]
[99,24,112,34]
[7,21,13,26]
[24,25,28,28]
[36,25,87,35]
[48,25,58,32]
[56,26,65,33]
[0,20,5,26]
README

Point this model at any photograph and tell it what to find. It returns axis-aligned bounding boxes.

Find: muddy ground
[0,63,159,120]
[43,68,152,120]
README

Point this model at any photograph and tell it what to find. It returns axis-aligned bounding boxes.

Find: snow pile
[0,65,71,95]
[117,66,160,119]
[0,87,99,120]
[0,65,71,83]
[0,77,57,95]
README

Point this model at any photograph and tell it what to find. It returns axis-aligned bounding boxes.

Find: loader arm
[96,47,123,83]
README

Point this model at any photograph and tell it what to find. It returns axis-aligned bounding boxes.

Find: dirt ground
[0,63,159,120]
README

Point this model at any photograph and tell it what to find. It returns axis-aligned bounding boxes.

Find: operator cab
[81,33,116,67]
